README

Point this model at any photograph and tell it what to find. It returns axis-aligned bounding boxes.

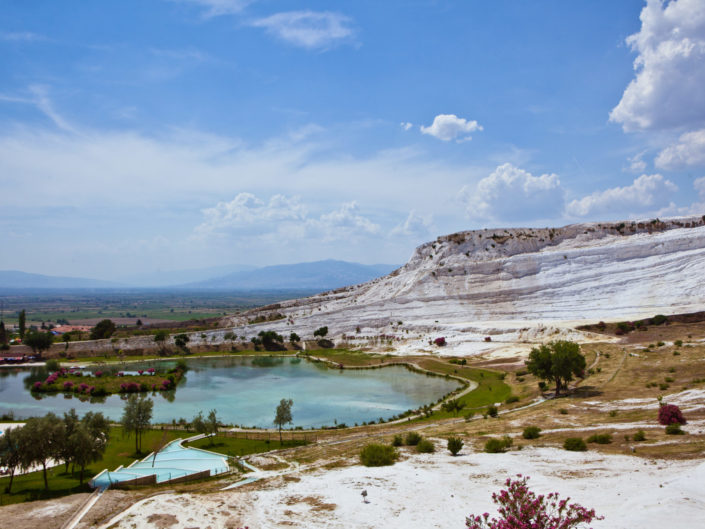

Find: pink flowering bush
[95,371,103,378]
[465,475,601,529]
[434,337,446,346]
[658,404,686,425]
[33,381,43,390]
[63,380,74,389]
[147,368,155,373]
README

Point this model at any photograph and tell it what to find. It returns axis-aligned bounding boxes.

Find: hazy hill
[0,270,124,289]
[182,260,399,290]
[119,264,257,288]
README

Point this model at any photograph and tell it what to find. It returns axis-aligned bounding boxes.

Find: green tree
[154,330,169,353]
[121,395,153,454]
[258,330,284,350]
[206,409,219,445]
[18,309,26,340]
[71,412,110,484]
[174,333,190,351]
[59,409,80,473]
[19,414,63,489]
[90,319,116,340]
[0,321,7,345]
[0,426,22,493]
[192,411,207,436]
[23,330,53,357]
[313,326,328,338]
[289,332,300,343]
[274,398,293,445]
[62,332,71,352]
[525,340,586,397]
[441,398,466,416]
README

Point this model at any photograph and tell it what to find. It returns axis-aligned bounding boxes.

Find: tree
[0,426,22,493]
[192,411,207,436]
[154,330,169,354]
[465,475,601,529]
[174,333,190,351]
[19,414,63,490]
[289,332,300,343]
[90,319,116,340]
[62,332,71,352]
[59,409,80,473]
[525,340,586,397]
[313,326,328,338]
[71,411,110,483]
[23,330,53,357]
[18,309,26,340]
[0,321,7,345]
[121,395,153,454]
[258,330,284,351]
[206,409,219,445]
[441,398,466,416]
[274,398,293,445]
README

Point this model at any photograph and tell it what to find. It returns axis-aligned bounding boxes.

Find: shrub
[391,434,403,447]
[674,340,683,347]
[434,337,446,346]
[522,426,541,440]
[609,410,618,417]
[563,437,587,451]
[486,405,498,418]
[559,408,568,415]
[45,359,60,371]
[447,436,464,455]
[404,431,422,446]
[465,475,601,529]
[633,429,646,442]
[416,439,435,453]
[586,433,612,444]
[659,383,669,390]
[665,423,685,435]
[656,341,665,347]
[360,443,399,466]
[538,381,547,391]
[505,395,519,404]
[658,404,686,425]
[484,435,513,453]
[464,411,475,422]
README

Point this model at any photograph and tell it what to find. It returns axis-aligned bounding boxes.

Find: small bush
[664,376,674,383]
[563,437,587,451]
[674,340,683,347]
[360,444,399,466]
[659,383,669,390]
[559,408,568,415]
[464,411,475,422]
[656,341,665,347]
[665,423,685,435]
[404,431,422,446]
[633,429,646,442]
[586,433,612,444]
[538,381,547,391]
[522,426,541,439]
[484,436,512,453]
[609,410,618,417]
[416,439,435,453]
[45,359,60,371]
[486,405,499,418]
[505,395,520,404]
[447,436,464,455]
[391,434,403,447]
[658,404,686,425]
[673,351,680,356]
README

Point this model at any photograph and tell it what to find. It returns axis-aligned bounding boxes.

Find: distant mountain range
[0,260,399,291]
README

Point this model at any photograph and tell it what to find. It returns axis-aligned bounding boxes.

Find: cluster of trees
[191,409,220,445]
[0,409,110,492]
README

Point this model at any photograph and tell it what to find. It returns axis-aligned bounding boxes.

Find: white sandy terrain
[99,446,705,529]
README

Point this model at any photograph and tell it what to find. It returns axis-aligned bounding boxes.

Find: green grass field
[185,436,308,457]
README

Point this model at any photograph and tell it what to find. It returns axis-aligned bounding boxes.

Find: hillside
[216,215,705,356]
[182,260,398,290]
[0,270,124,289]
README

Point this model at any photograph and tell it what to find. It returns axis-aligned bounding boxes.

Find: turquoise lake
[0,356,462,428]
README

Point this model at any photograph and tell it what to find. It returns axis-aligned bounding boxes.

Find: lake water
[0,356,461,428]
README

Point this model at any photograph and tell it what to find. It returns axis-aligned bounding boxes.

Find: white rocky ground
[98,447,705,529]
[189,215,705,358]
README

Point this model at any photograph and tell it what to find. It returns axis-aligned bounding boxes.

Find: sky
[1,0,705,279]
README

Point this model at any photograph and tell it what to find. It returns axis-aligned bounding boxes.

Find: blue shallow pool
[90,438,229,489]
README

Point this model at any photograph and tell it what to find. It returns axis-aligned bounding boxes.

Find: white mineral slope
[98,447,705,529]
[212,216,705,356]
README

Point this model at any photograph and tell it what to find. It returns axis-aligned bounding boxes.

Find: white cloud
[250,11,354,50]
[567,174,678,217]
[695,176,705,199]
[170,0,252,17]
[610,0,705,132]
[0,31,46,42]
[194,194,379,243]
[460,163,564,222]
[390,210,433,237]
[420,114,482,142]
[400,122,413,131]
[0,85,76,133]
[655,128,705,169]
[626,151,648,172]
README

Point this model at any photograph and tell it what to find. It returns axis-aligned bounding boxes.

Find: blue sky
[1,0,705,279]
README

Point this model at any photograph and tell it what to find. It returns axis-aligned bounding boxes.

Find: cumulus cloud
[655,128,705,169]
[390,210,433,237]
[420,114,482,142]
[250,11,354,49]
[567,174,678,217]
[460,163,564,222]
[626,151,648,173]
[195,194,379,243]
[610,0,705,132]
[170,0,252,17]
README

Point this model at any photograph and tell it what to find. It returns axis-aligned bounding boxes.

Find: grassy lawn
[185,436,308,457]
[0,427,184,505]
[304,349,390,366]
